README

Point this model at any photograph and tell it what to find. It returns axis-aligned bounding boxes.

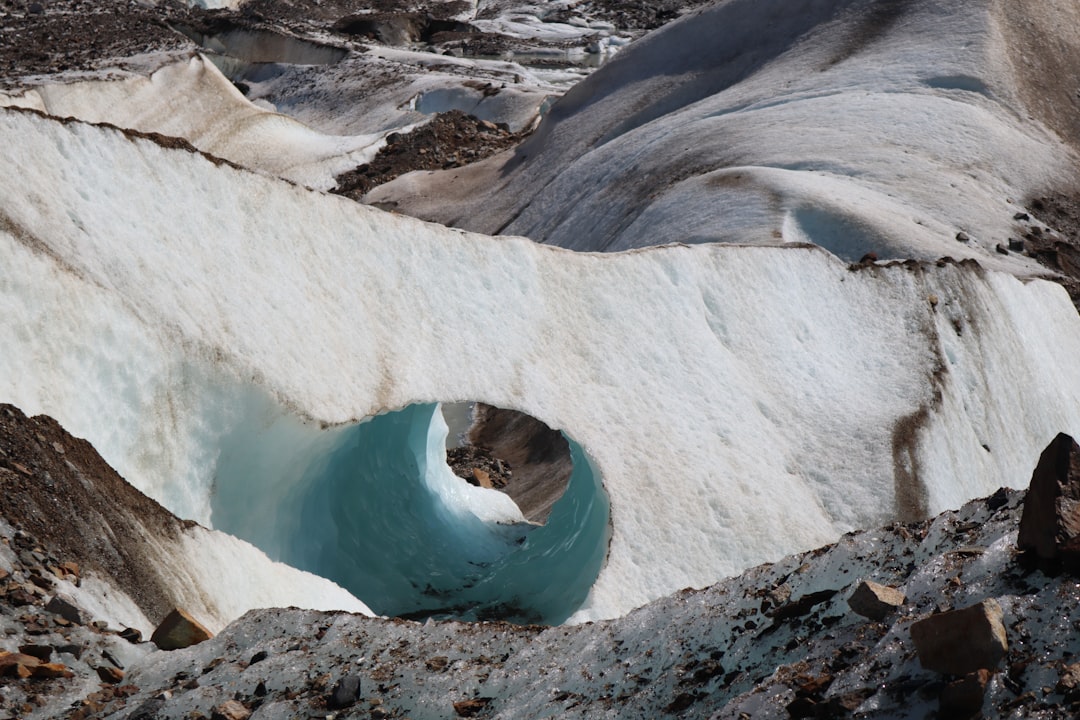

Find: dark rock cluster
[332,110,528,201]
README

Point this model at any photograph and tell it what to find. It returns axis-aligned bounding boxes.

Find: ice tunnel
[209,402,610,624]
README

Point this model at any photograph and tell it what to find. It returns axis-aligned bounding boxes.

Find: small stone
[249,650,268,665]
[119,627,142,644]
[1014,212,1031,221]
[911,599,1007,675]
[426,655,450,672]
[1008,237,1025,252]
[848,580,905,621]
[955,231,970,242]
[45,593,85,624]
[151,608,213,650]
[328,674,362,709]
[210,699,251,720]
[472,468,493,488]
[18,644,51,661]
[32,662,74,679]
[55,643,83,659]
[96,666,125,684]
[995,243,1009,255]
[59,561,80,578]
[453,698,492,717]
[939,669,991,719]
[1057,662,1080,697]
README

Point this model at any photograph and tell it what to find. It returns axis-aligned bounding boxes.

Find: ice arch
[210,402,609,624]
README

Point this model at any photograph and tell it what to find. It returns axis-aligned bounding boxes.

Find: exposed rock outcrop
[1017,432,1080,573]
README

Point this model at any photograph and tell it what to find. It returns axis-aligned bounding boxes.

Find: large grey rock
[910,600,1007,675]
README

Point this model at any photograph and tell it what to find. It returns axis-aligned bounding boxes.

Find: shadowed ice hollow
[210,402,609,624]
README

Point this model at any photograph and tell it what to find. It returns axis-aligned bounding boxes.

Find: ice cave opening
[209,401,610,624]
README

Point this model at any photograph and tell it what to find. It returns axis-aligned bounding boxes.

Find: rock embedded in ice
[847,580,905,621]
[150,608,214,651]
[910,599,1008,675]
[45,593,85,625]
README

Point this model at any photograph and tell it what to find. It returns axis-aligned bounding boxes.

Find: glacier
[5,100,1080,625]
[370,0,1080,271]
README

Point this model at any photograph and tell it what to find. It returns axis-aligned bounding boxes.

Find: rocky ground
[5,404,1080,718]
[332,110,529,201]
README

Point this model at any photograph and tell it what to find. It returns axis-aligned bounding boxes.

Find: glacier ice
[212,400,608,624]
[6,107,1080,624]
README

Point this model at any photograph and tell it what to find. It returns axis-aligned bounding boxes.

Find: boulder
[1018,432,1080,573]
[150,608,213,651]
[910,599,1007,675]
[847,580,905,621]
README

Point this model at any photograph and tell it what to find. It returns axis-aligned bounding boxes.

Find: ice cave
[210,401,609,624]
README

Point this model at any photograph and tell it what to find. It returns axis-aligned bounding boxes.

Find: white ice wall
[3,109,1080,622]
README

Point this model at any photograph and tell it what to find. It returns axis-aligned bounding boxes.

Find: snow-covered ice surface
[93,489,1080,719]
[371,0,1080,271]
[5,106,1080,624]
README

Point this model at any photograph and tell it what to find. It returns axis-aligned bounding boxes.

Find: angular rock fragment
[119,626,142,644]
[18,643,52,661]
[1057,662,1080,700]
[328,674,361,709]
[911,599,1007,675]
[0,651,40,676]
[151,608,213,650]
[34,662,75,678]
[1018,432,1080,573]
[210,699,251,720]
[97,665,125,683]
[45,592,85,624]
[847,580,905,621]
[938,669,991,719]
[454,697,492,716]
